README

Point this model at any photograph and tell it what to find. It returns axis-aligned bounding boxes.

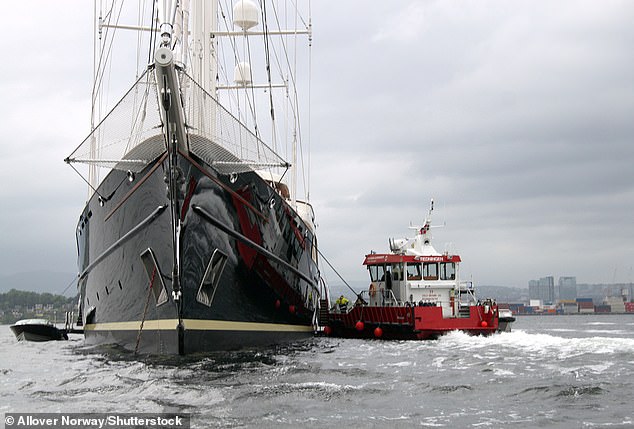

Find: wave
[234,380,377,402]
[516,384,605,399]
[435,329,634,360]
[584,329,628,335]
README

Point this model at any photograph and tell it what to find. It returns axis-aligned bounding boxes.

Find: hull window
[140,248,169,306]
[196,249,228,307]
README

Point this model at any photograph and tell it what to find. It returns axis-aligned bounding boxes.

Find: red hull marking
[232,186,263,269]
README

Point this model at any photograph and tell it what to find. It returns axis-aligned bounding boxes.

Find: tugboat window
[406,263,422,280]
[440,262,456,280]
[368,264,386,282]
[423,262,438,280]
[391,263,404,281]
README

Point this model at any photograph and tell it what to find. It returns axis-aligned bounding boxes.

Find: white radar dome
[233,0,259,31]
[234,62,253,86]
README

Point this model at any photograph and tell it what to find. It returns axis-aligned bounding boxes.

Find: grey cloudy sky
[1,1,633,289]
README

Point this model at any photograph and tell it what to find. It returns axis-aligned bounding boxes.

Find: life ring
[369,283,377,298]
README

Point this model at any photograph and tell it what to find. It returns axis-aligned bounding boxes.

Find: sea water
[1,315,633,428]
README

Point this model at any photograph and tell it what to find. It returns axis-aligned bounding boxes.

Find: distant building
[529,276,555,305]
[558,276,577,301]
[508,303,525,314]
[604,296,625,313]
[577,299,595,314]
[529,299,543,308]
[561,302,578,314]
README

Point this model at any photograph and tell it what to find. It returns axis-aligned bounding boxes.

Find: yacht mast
[191,0,217,95]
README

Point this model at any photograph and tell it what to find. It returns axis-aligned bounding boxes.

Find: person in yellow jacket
[335,295,349,313]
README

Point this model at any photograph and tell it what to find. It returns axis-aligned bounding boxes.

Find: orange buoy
[481,320,488,327]
[355,321,364,331]
[323,325,332,336]
[289,305,296,314]
[369,283,377,297]
[374,327,383,338]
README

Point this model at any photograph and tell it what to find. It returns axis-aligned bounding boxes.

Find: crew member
[336,295,349,313]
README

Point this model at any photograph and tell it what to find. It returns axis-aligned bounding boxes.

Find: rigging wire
[218,0,261,142]
[86,1,157,187]
[66,162,107,200]
[87,1,309,189]
[259,0,276,130]
[94,1,125,118]
[307,0,312,201]
[245,12,261,142]
[58,275,79,297]
[125,0,153,155]
[215,0,308,186]
[135,0,145,78]
[147,0,158,66]
[289,0,309,29]
[217,2,236,113]
[219,2,245,137]
[316,246,364,303]
[259,0,296,186]
[268,0,310,200]
[89,0,125,187]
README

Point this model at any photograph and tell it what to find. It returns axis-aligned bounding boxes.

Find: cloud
[2,0,633,290]
[309,0,634,286]
[372,3,427,43]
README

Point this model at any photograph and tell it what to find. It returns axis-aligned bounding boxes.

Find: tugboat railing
[382,289,401,306]
[319,276,331,309]
[457,281,478,306]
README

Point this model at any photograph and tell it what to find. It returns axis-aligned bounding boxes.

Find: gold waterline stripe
[84,319,314,333]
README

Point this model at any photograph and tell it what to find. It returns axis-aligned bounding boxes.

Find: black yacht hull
[76,150,320,354]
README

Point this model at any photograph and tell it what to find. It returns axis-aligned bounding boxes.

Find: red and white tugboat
[324,201,503,340]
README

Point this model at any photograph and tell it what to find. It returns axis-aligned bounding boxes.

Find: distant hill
[0,271,77,297]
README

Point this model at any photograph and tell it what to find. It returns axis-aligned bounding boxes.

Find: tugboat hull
[327,304,499,340]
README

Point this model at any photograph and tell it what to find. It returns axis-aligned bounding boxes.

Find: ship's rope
[315,246,365,304]
[135,267,157,355]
